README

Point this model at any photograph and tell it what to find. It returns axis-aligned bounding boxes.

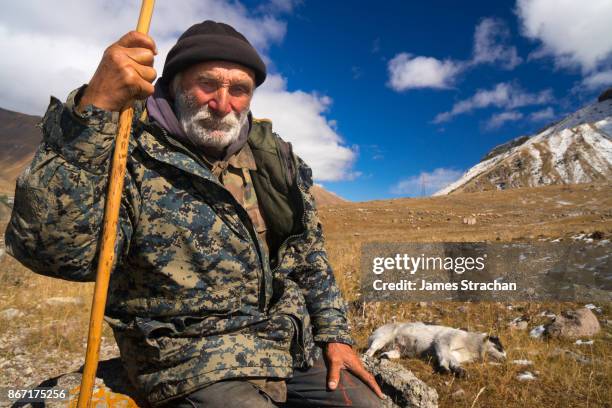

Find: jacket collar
[136,122,219,184]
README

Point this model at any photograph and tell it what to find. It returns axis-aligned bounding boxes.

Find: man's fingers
[132,77,155,100]
[125,47,156,66]
[116,31,157,54]
[122,67,155,100]
[326,360,342,390]
[132,64,157,83]
[348,361,386,399]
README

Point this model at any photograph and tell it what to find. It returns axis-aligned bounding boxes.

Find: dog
[365,322,506,377]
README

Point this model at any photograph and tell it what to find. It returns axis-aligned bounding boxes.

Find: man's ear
[168,73,183,100]
[168,81,176,99]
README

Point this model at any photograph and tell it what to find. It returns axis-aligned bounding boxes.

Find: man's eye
[199,80,218,91]
[230,85,251,96]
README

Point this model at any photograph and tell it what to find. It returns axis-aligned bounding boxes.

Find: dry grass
[322,182,612,408]
[1,182,611,407]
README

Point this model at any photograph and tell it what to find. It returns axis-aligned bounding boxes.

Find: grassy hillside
[1,183,610,407]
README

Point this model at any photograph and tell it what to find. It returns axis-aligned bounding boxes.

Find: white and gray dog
[365,322,506,377]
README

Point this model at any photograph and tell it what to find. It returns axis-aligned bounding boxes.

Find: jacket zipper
[271,181,308,275]
[151,125,268,311]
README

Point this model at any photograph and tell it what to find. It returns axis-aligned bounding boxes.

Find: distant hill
[311,184,347,206]
[0,107,41,193]
[0,107,346,205]
[435,88,612,195]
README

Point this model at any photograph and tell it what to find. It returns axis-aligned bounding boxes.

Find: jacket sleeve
[4,87,140,282]
[287,154,354,345]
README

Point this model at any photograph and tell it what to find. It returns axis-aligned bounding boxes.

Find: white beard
[174,90,249,151]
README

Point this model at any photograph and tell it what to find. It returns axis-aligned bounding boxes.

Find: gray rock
[0,308,24,320]
[450,388,465,399]
[551,348,591,364]
[361,355,438,408]
[44,297,84,306]
[508,315,529,331]
[544,308,601,339]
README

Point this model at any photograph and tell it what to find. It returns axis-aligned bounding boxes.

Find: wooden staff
[76,1,155,406]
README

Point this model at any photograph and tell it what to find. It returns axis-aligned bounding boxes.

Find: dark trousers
[168,355,382,408]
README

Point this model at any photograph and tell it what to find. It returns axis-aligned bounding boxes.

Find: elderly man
[5,21,384,407]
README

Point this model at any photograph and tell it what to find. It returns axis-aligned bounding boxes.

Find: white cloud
[387,53,463,91]
[387,17,522,93]
[256,0,301,14]
[0,0,355,181]
[516,0,612,72]
[433,82,552,123]
[251,75,356,181]
[529,106,555,122]
[391,168,463,197]
[472,17,522,69]
[0,0,287,114]
[582,70,612,90]
[484,111,523,130]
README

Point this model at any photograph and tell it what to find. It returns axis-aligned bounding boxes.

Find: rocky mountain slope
[435,89,612,195]
[0,107,345,204]
[0,108,41,194]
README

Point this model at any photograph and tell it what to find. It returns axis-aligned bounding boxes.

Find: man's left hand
[324,342,386,399]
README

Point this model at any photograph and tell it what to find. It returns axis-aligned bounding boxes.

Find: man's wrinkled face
[172,61,255,152]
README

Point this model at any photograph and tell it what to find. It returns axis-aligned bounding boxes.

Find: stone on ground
[361,355,438,408]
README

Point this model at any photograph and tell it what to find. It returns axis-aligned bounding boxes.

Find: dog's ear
[487,335,504,351]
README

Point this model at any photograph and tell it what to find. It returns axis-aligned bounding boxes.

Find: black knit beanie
[162,20,267,87]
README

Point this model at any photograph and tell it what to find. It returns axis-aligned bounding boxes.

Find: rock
[539,310,556,318]
[462,217,477,225]
[2,358,145,408]
[361,355,438,408]
[508,315,530,331]
[544,308,601,339]
[450,388,465,399]
[511,320,528,330]
[517,371,537,381]
[584,303,602,314]
[551,348,591,364]
[511,359,533,366]
[45,297,85,306]
[598,87,612,102]
[530,325,546,338]
[0,308,24,320]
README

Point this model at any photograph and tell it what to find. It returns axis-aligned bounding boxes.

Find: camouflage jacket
[5,89,352,405]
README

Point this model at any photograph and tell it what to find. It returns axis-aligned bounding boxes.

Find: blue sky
[1,0,611,201]
[249,0,612,200]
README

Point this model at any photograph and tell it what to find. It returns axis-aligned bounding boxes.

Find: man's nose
[208,87,232,117]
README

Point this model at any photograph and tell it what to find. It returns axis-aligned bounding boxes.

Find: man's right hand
[77,31,158,113]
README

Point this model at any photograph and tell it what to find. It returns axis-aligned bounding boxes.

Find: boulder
[544,308,601,339]
[4,358,144,408]
[361,355,438,408]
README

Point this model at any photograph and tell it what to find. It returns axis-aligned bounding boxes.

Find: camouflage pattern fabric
[205,144,270,254]
[4,87,353,406]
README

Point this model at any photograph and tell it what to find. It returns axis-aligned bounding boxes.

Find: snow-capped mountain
[435,89,612,195]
